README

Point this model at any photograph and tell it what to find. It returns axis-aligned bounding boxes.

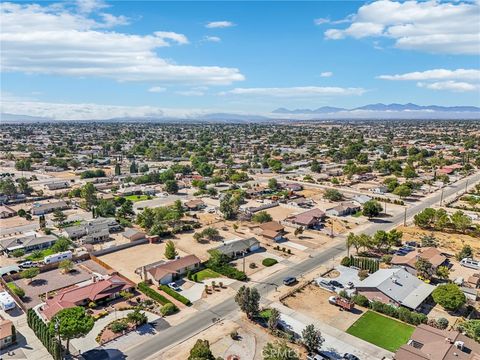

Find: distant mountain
[275,103,480,114]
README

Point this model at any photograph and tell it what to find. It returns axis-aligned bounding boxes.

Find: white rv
[43,251,73,265]
[460,258,480,270]
[0,291,16,311]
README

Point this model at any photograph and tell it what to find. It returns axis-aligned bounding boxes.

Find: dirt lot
[396,225,480,255]
[98,243,188,282]
[264,204,298,222]
[0,215,32,228]
[282,283,364,331]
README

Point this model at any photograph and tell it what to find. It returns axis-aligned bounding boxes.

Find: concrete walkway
[270,302,393,360]
[70,309,161,353]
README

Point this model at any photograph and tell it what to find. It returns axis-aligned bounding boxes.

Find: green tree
[268,178,279,190]
[235,286,260,319]
[301,324,324,354]
[80,182,97,209]
[403,165,417,178]
[53,209,67,225]
[456,245,473,261]
[252,211,273,223]
[126,309,147,326]
[21,267,40,284]
[436,266,450,280]
[96,200,116,217]
[432,284,466,311]
[219,193,237,220]
[52,237,71,253]
[17,177,32,195]
[263,341,299,360]
[323,189,343,201]
[188,339,215,360]
[165,240,178,260]
[415,258,434,280]
[164,180,179,194]
[393,185,412,198]
[451,210,472,233]
[49,306,94,353]
[362,200,383,218]
[114,163,121,176]
[59,260,74,274]
[268,308,280,331]
[117,200,134,218]
[414,208,436,229]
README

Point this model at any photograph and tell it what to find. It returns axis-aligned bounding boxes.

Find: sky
[1,0,480,120]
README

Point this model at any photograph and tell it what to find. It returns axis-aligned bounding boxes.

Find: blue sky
[1,0,479,119]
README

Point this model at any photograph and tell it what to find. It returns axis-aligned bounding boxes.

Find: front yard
[346,311,414,352]
[193,268,221,282]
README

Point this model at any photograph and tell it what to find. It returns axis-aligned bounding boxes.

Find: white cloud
[220,86,365,97]
[0,99,213,120]
[417,81,478,92]
[0,2,244,85]
[378,68,480,81]
[148,86,166,93]
[314,18,330,25]
[324,0,480,55]
[175,90,205,96]
[202,36,221,43]
[205,21,235,28]
[76,0,108,14]
[320,71,333,78]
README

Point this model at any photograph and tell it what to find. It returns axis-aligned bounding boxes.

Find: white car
[168,282,181,291]
[19,261,36,269]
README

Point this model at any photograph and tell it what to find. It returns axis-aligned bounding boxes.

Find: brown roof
[391,247,447,269]
[259,221,284,232]
[43,275,134,319]
[286,208,325,226]
[0,317,13,339]
[184,199,205,209]
[395,324,480,360]
[148,255,201,281]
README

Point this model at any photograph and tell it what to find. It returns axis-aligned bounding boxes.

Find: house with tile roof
[391,247,448,276]
[139,255,201,284]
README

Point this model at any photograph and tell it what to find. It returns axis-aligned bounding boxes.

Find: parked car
[460,258,480,270]
[283,277,297,286]
[168,282,181,291]
[345,281,354,289]
[318,280,335,291]
[307,353,332,360]
[329,280,343,288]
[406,241,419,248]
[19,261,36,269]
[343,353,360,360]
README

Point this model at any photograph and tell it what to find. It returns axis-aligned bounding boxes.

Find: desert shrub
[262,258,278,267]
[160,303,178,316]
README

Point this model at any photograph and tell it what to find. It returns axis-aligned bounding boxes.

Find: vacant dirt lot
[282,283,364,331]
[98,243,188,282]
[396,225,480,255]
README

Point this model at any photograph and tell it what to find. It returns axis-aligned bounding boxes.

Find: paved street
[115,172,480,359]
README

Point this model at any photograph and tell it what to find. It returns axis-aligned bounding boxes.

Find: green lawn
[25,248,55,261]
[346,311,414,352]
[194,269,221,282]
[123,195,151,202]
[352,210,363,218]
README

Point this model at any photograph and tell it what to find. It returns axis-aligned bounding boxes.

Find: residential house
[326,202,361,217]
[283,183,303,192]
[259,221,285,241]
[0,206,17,219]
[285,208,326,229]
[184,199,206,211]
[213,237,260,258]
[141,255,201,284]
[122,228,146,242]
[0,316,15,350]
[63,217,121,244]
[371,186,388,195]
[352,194,372,205]
[287,196,314,208]
[0,233,57,256]
[394,324,480,360]
[391,247,447,276]
[31,201,69,215]
[42,275,135,320]
[44,181,70,191]
[356,268,434,311]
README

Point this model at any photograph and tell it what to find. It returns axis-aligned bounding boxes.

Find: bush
[352,294,369,307]
[208,264,247,281]
[7,283,25,298]
[340,256,351,267]
[381,254,393,265]
[262,258,278,267]
[437,317,449,330]
[159,285,191,306]
[160,303,178,316]
[110,319,129,333]
[138,282,172,306]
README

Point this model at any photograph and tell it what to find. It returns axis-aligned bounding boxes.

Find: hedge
[262,258,278,267]
[160,303,178,316]
[27,309,61,360]
[349,255,379,273]
[159,285,191,306]
[207,264,247,281]
[138,282,172,306]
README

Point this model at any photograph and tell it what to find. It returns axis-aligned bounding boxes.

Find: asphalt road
[123,172,480,360]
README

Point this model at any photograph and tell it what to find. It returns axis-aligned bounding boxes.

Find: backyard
[346,311,414,352]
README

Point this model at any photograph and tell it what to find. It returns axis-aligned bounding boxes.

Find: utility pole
[403,207,407,227]
[440,188,444,206]
[465,179,469,195]
[242,251,246,274]
[384,199,387,216]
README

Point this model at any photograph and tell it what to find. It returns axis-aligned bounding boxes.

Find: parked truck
[328,295,354,311]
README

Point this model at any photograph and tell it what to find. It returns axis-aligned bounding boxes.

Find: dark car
[283,277,297,286]
[343,353,360,360]
[329,280,344,288]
